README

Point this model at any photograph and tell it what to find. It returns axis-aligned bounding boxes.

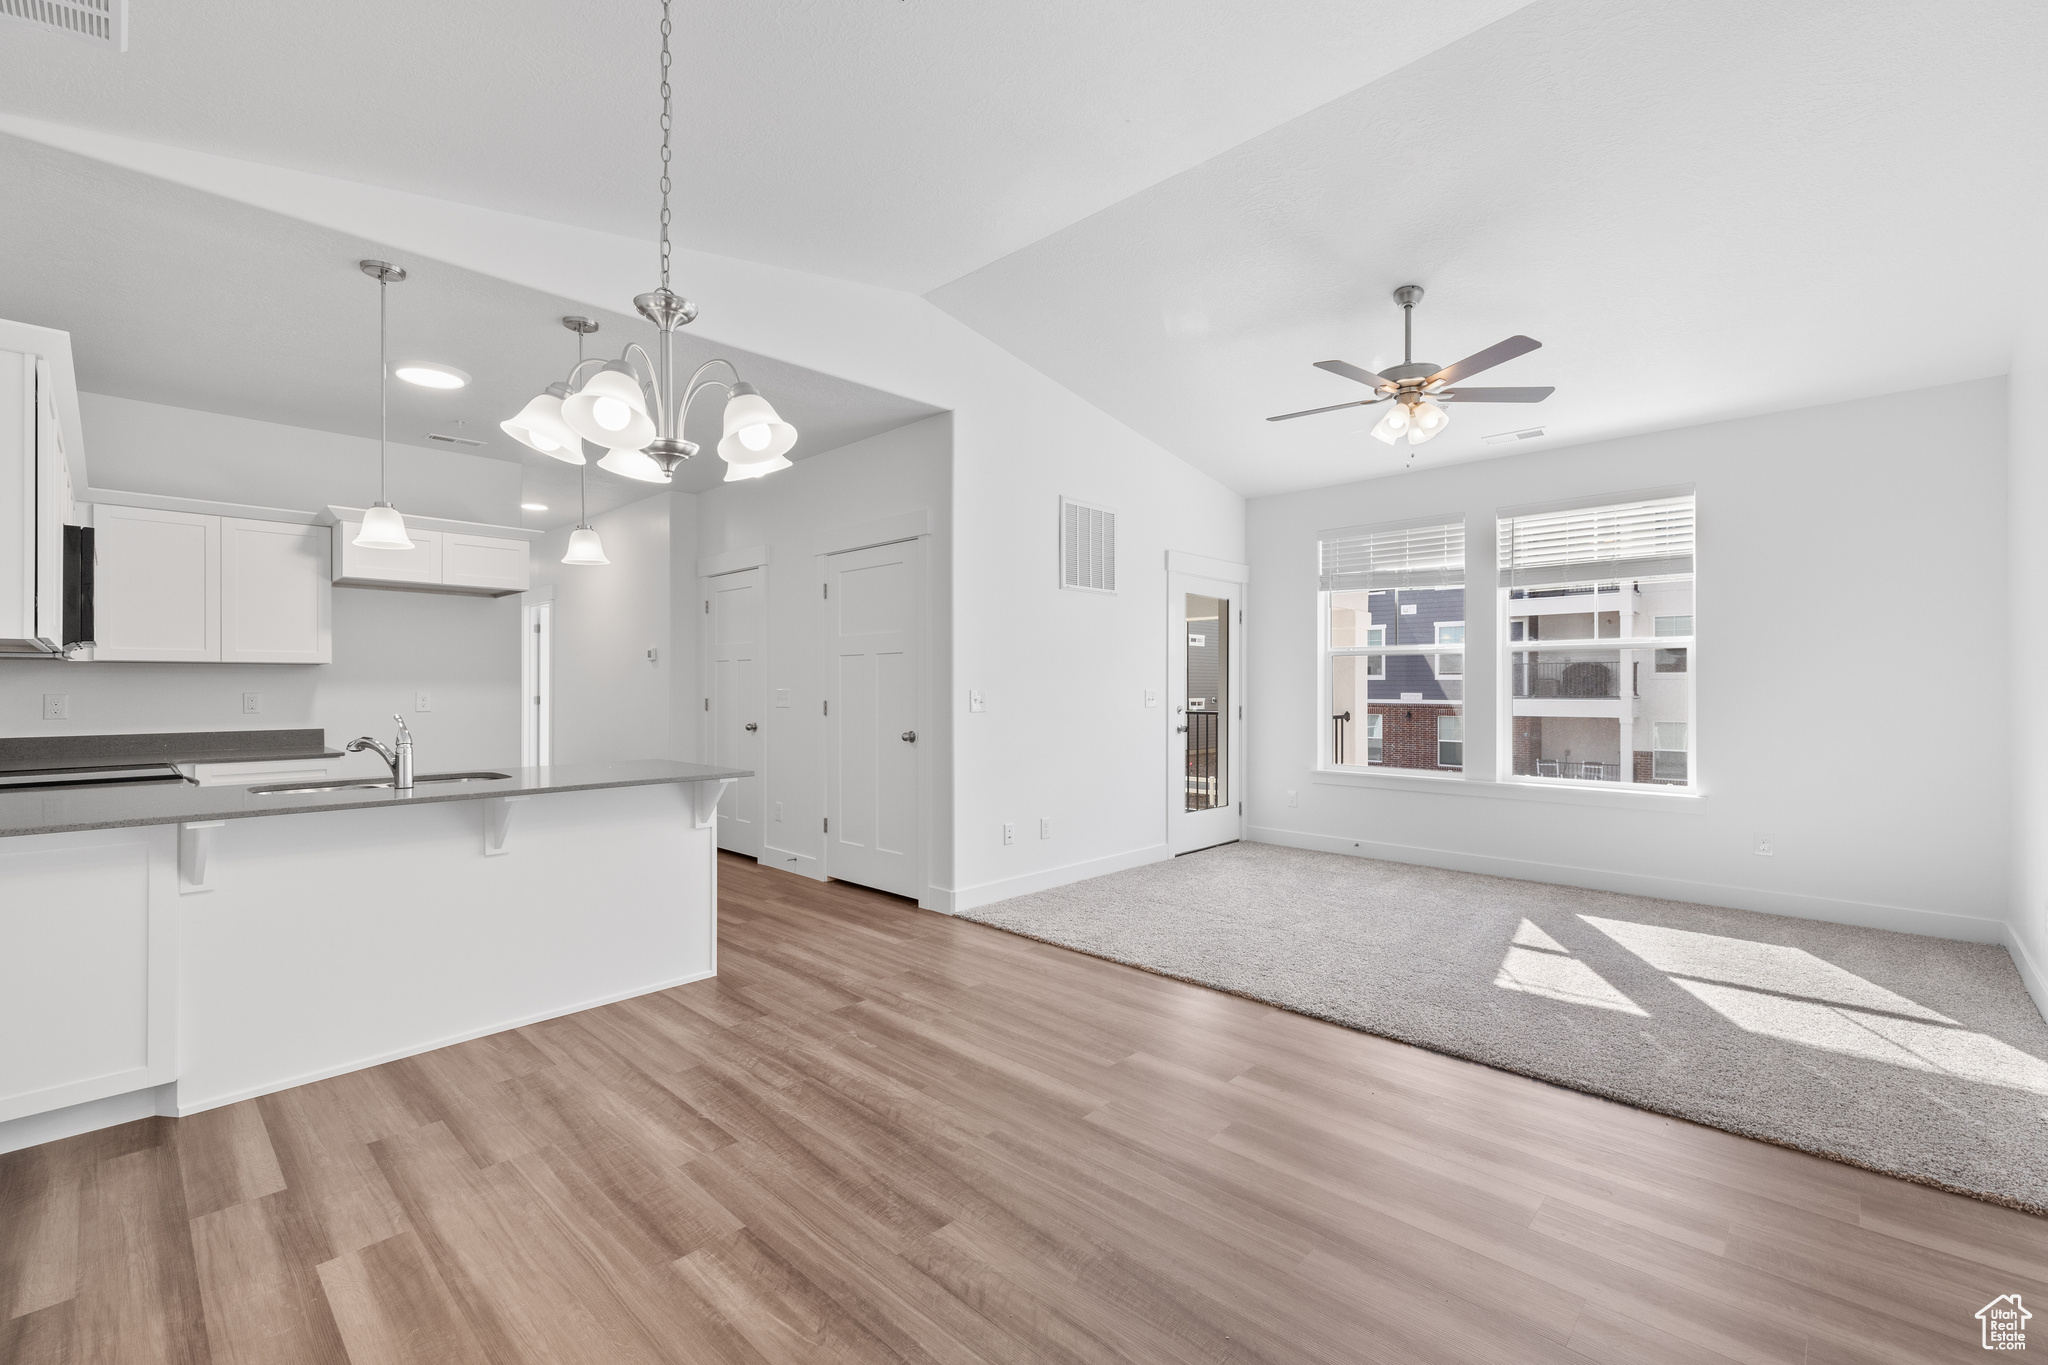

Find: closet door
[221,518,331,664]
[92,505,220,661]
[822,538,923,899]
[705,567,765,858]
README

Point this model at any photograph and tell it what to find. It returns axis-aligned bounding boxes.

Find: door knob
[901,730,917,742]
[744,722,758,732]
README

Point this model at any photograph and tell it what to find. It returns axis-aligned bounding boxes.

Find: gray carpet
[962,841,2048,1213]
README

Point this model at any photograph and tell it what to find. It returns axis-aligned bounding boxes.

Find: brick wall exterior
[1513,717,1542,776]
[1635,749,1687,785]
[1368,703,1459,771]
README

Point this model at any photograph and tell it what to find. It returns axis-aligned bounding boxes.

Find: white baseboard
[2006,925,2048,1026]
[1247,825,2012,945]
[0,1083,177,1157]
[174,968,716,1117]
[949,843,1173,914]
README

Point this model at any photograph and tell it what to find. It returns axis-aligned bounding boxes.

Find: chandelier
[500,0,797,485]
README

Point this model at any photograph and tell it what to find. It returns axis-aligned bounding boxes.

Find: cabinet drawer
[442,533,529,593]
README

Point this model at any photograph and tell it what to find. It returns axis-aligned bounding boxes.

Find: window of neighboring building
[1320,517,1465,775]
[1499,494,1695,790]
[1437,715,1463,768]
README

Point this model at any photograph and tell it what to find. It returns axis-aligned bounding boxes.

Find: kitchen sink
[248,772,513,796]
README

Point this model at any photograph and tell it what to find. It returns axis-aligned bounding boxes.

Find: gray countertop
[0,760,752,839]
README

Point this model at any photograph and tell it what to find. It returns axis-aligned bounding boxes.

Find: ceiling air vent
[428,432,484,448]
[1482,426,1546,447]
[0,0,127,49]
[1060,497,1116,594]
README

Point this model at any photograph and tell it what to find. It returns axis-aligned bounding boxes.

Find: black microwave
[62,523,93,651]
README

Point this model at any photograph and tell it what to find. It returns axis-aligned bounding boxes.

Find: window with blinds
[1496,495,1694,588]
[1499,492,1696,792]
[1321,517,1466,776]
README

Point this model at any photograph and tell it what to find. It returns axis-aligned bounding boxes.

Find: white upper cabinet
[326,508,533,597]
[92,504,221,662]
[0,323,80,656]
[220,517,332,664]
[336,521,442,586]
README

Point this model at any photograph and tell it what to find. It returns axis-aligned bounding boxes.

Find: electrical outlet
[241,692,261,714]
[1144,689,1157,708]
[1286,789,1298,807]
[414,691,432,713]
[1002,822,1014,845]
[1039,818,1051,840]
[42,693,67,720]
[1754,834,1775,857]
[774,801,784,822]
[969,689,986,713]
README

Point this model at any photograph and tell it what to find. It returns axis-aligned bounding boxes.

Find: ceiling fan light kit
[501,0,797,488]
[1269,284,1555,452]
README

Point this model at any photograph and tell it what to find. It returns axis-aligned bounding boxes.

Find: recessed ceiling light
[521,502,548,511]
[395,363,470,390]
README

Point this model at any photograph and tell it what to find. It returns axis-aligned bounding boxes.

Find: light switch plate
[1002,822,1014,845]
[414,691,432,713]
[1039,818,1051,840]
[969,689,986,713]
[773,688,791,708]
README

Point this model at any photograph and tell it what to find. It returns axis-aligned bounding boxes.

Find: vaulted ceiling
[1,0,2041,499]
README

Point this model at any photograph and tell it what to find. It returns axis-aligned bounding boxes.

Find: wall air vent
[428,432,484,448]
[0,0,127,50]
[1059,497,1116,594]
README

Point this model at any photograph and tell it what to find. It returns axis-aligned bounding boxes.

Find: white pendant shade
[354,502,414,551]
[562,365,656,449]
[563,526,609,565]
[716,383,798,464]
[598,447,669,483]
[501,390,585,463]
[721,453,794,482]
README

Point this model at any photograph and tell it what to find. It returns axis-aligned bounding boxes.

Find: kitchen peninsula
[0,758,748,1151]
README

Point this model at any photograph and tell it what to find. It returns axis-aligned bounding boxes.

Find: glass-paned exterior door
[1171,572,1245,855]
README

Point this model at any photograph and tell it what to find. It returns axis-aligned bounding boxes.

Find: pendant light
[562,460,609,566]
[504,0,798,484]
[355,260,414,550]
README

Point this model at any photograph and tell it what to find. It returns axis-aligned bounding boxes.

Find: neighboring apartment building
[1330,586,1465,772]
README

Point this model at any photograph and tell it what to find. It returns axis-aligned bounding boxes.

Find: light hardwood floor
[3,852,2043,1364]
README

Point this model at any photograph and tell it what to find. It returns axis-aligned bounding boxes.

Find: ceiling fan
[1268,285,1554,445]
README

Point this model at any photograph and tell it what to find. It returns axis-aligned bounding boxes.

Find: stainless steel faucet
[346,715,415,789]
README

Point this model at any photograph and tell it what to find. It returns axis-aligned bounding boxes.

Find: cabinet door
[93,504,220,661]
[442,533,529,593]
[335,523,441,585]
[221,518,332,664]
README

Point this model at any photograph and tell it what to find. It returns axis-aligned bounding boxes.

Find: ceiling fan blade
[1266,397,1387,422]
[1313,359,1394,390]
[1426,335,1541,387]
[1436,386,1555,403]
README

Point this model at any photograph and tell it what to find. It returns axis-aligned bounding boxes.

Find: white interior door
[823,538,923,898]
[706,567,766,858]
[1170,571,1245,854]
[522,599,551,768]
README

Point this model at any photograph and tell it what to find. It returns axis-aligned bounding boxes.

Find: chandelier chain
[659,0,673,290]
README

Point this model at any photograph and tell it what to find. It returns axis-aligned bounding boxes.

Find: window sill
[1312,767,1707,812]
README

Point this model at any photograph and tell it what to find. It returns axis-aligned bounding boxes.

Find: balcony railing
[1512,655,1622,699]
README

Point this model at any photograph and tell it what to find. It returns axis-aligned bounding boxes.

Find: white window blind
[1497,495,1694,588]
[1320,518,1464,592]
[1060,498,1116,593]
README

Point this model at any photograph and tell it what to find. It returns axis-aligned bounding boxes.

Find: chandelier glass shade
[561,364,657,450]
[723,453,794,482]
[597,446,669,483]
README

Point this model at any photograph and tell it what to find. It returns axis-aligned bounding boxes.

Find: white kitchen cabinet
[92,503,221,661]
[443,532,530,593]
[0,827,178,1124]
[0,322,80,656]
[221,517,332,663]
[326,507,534,596]
[335,521,442,586]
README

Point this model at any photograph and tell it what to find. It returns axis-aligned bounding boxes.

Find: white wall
[531,490,683,766]
[1248,378,2011,944]
[2009,293,2048,1011]
[81,392,524,525]
[12,126,1250,914]
[691,413,952,899]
